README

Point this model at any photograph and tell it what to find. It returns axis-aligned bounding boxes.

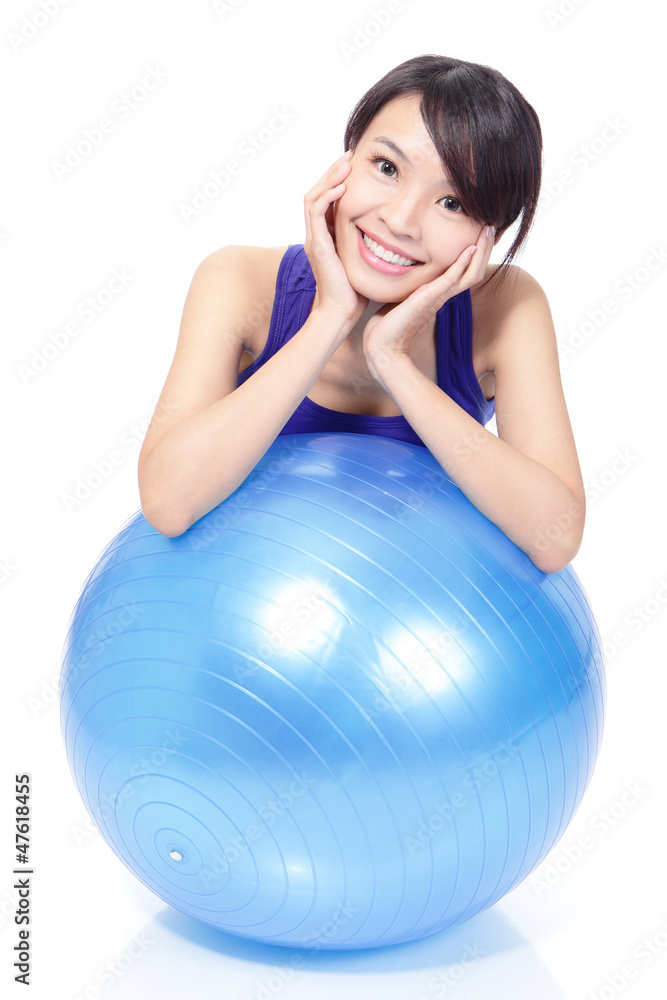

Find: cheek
[332,184,352,233]
[333,177,368,246]
[430,223,480,270]
[336,169,376,219]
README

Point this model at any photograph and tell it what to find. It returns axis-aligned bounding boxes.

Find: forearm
[370,351,584,573]
[140,309,351,535]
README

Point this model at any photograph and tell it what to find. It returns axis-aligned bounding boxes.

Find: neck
[349,299,384,341]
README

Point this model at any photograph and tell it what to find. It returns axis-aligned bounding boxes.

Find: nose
[377,185,422,241]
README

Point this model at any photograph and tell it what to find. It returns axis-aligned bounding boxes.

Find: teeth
[361,231,419,267]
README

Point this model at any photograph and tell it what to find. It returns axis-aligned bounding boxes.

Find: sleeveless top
[237,244,495,447]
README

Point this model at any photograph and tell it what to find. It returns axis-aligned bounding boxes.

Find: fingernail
[468,245,477,256]
[485,225,496,239]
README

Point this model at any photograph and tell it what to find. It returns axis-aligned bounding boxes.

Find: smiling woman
[329,94,489,300]
[340,56,541,285]
[138,54,585,573]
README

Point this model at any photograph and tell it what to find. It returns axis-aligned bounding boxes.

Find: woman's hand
[303,152,369,326]
[362,224,496,385]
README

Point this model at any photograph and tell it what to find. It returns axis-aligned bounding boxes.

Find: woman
[138,54,585,573]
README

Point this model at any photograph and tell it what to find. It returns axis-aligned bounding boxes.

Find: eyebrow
[371,135,410,163]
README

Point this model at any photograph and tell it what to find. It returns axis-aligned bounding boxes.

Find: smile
[356,228,424,275]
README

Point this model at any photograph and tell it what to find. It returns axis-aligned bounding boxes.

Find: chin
[338,242,421,303]
[345,270,410,304]
[346,260,430,304]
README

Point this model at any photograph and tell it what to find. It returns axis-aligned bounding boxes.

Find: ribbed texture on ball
[60,434,605,949]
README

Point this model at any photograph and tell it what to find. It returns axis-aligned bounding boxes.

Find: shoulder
[196,243,290,301]
[471,264,554,370]
[201,243,289,275]
[471,263,550,322]
[194,244,290,354]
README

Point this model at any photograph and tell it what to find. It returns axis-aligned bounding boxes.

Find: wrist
[307,304,356,344]
[365,344,412,389]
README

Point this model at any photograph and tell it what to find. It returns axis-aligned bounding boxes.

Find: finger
[304,161,350,235]
[305,181,347,260]
[430,242,481,295]
[402,242,483,319]
[305,153,352,207]
[304,173,351,262]
[431,226,495,293]
[306,168,350,220]
[461,225,496,283]
[474,224,496,264]
[304,154,355,269]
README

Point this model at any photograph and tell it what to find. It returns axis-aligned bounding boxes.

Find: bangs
[420,65,541,238]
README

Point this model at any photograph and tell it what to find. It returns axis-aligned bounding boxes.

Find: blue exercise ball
[60,433,605,950]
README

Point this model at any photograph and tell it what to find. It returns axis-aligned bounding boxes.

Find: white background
[2,0,666,998]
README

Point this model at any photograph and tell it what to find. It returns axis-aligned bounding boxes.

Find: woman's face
[333,94,485,302]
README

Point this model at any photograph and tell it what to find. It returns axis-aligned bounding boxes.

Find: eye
[439,195,464,213]
[371,157,398,178]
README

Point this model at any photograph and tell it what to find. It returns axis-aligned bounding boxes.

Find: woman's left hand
[363,225,495,385]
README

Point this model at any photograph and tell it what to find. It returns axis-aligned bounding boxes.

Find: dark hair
[343,54,542,285]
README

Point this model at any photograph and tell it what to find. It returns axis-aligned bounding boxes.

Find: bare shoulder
[471,264,554,370]
[198,244,289,355]
[203,243,288,276]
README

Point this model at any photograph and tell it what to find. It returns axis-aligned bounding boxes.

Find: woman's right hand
[303,151,369,326]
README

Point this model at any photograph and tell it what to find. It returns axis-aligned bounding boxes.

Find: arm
[139,153,366,537]
[138,248,354,536]
[364,267,585,574]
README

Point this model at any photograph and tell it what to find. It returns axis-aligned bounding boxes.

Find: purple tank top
[237,244,495,447]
